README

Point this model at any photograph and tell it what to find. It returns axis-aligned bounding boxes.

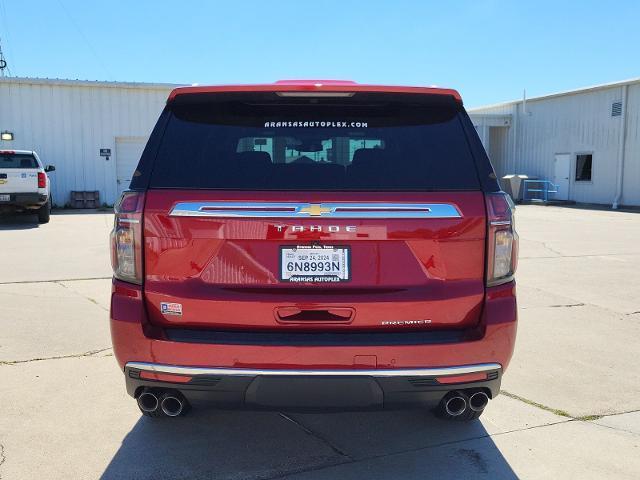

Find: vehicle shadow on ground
[0,209,113,229]
[100,408,517,479]
[0,213,39,229]
[518,202,640,214]
[51,208,114,215]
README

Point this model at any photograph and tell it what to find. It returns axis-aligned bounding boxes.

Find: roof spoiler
[167,81,463,104]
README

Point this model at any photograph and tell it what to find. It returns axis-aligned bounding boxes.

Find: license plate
[280,245,350,282]
[0,194,9,202]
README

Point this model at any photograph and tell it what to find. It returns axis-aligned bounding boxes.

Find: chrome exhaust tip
[444,393,468,417]
[137,391,159,413]
[160,394,184,417]
[469,391,490,412]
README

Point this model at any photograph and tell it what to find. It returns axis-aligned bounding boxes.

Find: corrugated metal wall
[0,78,174,206]
[622,83,640,206]
[471,81,640,206]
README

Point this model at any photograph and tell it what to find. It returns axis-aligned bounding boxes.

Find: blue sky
[0,0,638,107]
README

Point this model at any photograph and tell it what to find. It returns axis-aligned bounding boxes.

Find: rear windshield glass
[149,101,480,191]
[0,153,38,169]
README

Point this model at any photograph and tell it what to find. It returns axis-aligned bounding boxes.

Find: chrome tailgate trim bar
[169,202,462,219]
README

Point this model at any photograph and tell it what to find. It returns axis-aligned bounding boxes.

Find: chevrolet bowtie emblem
[299,204,332,216]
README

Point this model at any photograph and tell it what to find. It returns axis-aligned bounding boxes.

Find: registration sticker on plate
[280,245,350,282]
[0,194,10,202]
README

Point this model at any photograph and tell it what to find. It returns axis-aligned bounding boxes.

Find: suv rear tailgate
[143,190,486,331]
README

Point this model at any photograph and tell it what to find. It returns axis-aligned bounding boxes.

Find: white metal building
[470,78,640,207]
[0,77,177,206]
[1,76,639,207]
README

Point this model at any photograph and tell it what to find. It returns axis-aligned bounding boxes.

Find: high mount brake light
[110,191,144,284]
[275,92,355,98]
[486,193,519,287]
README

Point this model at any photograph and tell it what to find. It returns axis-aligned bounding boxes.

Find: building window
[575,154,592,182]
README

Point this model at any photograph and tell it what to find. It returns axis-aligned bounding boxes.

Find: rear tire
[37,199,51,224]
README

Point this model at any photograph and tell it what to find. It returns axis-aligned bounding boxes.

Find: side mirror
[45,165,56,172]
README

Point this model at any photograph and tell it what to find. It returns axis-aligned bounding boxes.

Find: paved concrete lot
[1,206,639,479]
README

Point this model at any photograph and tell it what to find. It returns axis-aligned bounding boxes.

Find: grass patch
[501,390,604,421]
[574,414,603,421]
[501,390,603,421]
[501,390,572,418]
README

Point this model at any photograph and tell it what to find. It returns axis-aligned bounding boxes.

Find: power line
[55,0,114,80]
[0,0,14,76]
[0,36,11,77]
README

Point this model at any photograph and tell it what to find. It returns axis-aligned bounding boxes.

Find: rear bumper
[110,280,517,409]
[0,192,48,210]
[124,362,502,410]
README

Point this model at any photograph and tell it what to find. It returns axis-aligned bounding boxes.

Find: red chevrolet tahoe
[110,80,518,421]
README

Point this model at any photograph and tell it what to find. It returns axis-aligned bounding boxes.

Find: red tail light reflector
[436,372,488,384]
[486,193,519,287]
[110,191,144,284]
[37,172,47,188]
[139,371,193,383]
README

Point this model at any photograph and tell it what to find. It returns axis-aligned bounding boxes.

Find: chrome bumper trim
[125,362,501,378]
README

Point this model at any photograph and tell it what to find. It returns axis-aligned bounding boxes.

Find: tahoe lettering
[276,225,356,233]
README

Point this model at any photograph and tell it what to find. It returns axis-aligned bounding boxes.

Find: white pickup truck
[0,150,55,223]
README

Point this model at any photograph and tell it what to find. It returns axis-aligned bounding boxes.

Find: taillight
[486,193,519,287]
[110,191,144,284]
[37,172,47,188]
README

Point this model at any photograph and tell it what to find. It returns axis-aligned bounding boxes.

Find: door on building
[553,154,571,200]
[116,137,147,197]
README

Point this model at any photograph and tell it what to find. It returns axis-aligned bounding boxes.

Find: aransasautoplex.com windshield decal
[263,121,368,128]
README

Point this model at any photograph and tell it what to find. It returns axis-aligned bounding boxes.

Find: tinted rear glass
[149,100,480,191]
[0,153,38,169]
